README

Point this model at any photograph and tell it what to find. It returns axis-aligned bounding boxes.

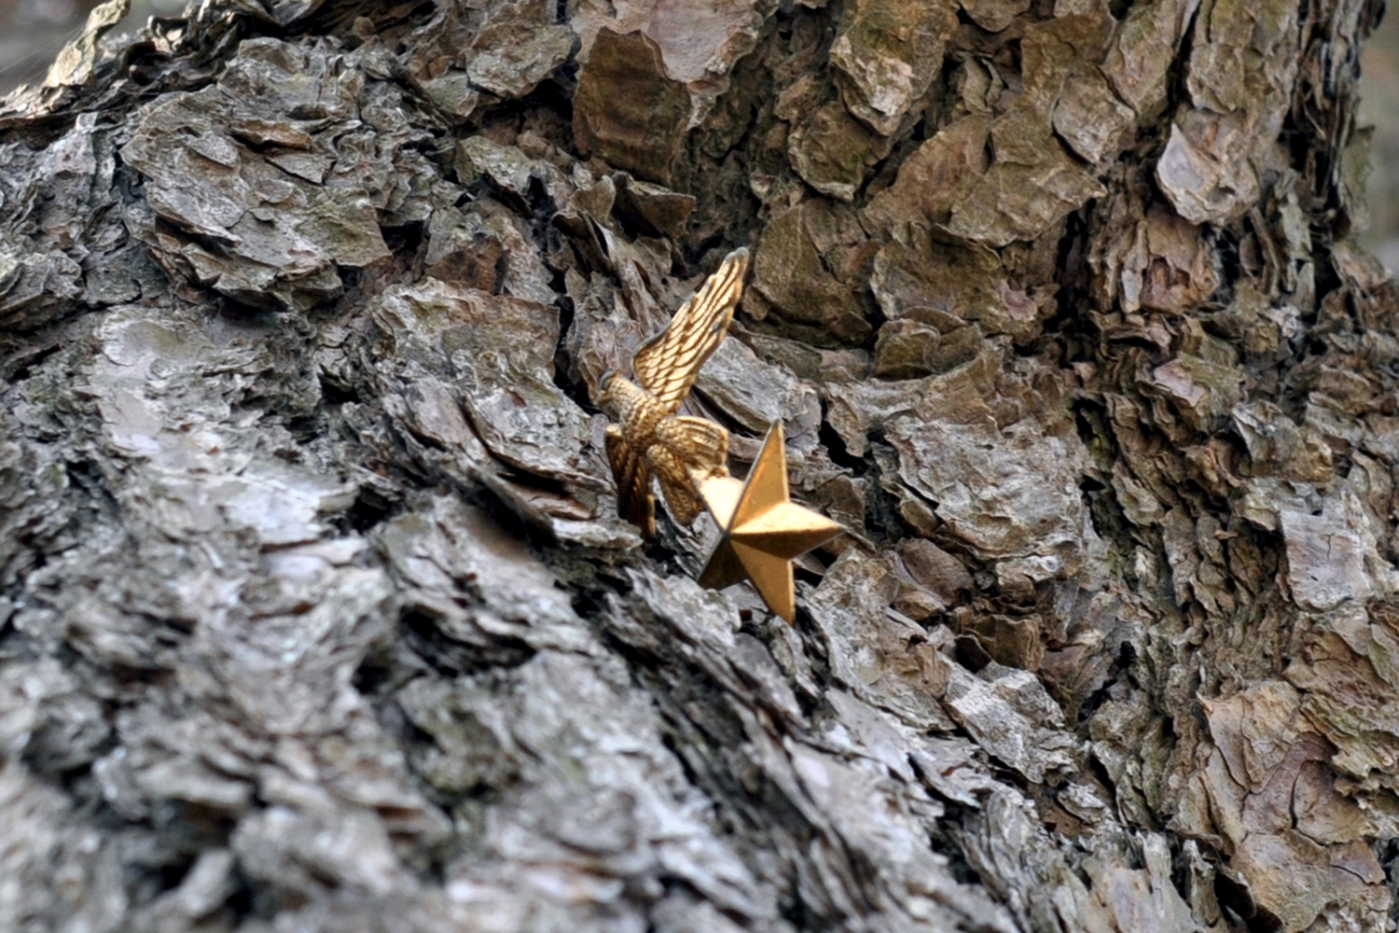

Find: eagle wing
[605,424,655,539]
[632,247,749,414]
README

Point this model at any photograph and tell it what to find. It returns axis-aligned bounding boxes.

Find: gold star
[692,422,843,622]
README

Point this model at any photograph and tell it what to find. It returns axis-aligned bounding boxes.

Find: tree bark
[0,0,1392,930]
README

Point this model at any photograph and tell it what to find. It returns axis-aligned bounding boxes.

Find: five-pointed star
[694,422,843,622]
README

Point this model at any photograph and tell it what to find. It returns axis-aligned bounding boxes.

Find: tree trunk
[0,0,1392,930]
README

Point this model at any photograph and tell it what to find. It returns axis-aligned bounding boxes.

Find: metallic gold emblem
[596,247,749,539]
[692,422,842,622]
[595,246,843,620]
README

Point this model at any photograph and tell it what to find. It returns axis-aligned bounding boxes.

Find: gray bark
[0,0,1392,931]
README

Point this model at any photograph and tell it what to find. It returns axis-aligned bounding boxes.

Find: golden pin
[595,247,842,620]
[693,422,843,622]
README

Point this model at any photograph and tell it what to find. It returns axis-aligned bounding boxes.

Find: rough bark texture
[0,0,1394,931]
[1360,9,1399,272]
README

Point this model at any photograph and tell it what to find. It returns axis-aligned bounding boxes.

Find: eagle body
[596,247,750,538]
[599,375,729,535]
[605,375,665,449]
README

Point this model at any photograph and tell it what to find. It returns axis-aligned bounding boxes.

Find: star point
[694,422,843,622]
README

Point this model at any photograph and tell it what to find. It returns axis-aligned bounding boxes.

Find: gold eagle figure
[596,247,750,538]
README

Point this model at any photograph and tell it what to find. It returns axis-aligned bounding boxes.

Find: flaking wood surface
[0,0,1394,931]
